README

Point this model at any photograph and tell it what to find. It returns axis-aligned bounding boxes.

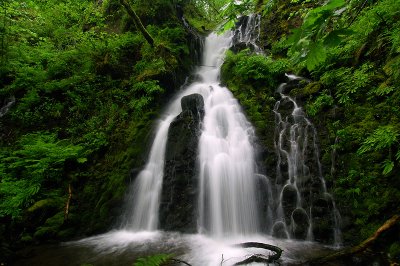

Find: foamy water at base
[15,231,335,266]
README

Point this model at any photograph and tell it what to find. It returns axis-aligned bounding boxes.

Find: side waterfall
[270,75,342,245]
[0,96,15,118]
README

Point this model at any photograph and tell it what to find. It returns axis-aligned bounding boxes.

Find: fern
[133,254,173,266]
[357,125,398,154]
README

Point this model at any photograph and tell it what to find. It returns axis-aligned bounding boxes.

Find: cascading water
[0,96,15,118]
[269,74,342,245]
[197,34,260,237]
[124,14,341,245]
[124,16,262,236]
[232,14,262,53]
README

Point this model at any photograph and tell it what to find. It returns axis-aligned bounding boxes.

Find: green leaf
[306,42,327,71]
[323,29,353,47]
[382,159,394,175]
[358,126,399,154]
[77,157,87,163]
[133,254,173,266]
[220,19,235,33]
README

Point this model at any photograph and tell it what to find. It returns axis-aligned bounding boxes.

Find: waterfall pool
[14,231,336,266]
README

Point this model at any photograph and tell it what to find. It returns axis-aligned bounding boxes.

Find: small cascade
[0,96,15,118]
[232,14,262,53]
[269,75,342,245]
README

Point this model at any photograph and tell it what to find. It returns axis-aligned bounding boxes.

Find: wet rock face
[159,94,204,233]
[272,221,288,239]
[292,208,309,240]
[282,184,298,222]
[312,197,335,244]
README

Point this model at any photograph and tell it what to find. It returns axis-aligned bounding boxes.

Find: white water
[270,75,342,246]
[125,31,261,235]
[0,96,15,118]
[233,14,262,53]
[197,33,260,237]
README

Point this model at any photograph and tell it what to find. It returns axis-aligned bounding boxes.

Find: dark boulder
[159,93,204,233]
[291,207,310,240]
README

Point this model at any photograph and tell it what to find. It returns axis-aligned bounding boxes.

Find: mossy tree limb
[119,0,154,46]
[308,215,400,265]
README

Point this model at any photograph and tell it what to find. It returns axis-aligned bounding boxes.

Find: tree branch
[119,0,154,46]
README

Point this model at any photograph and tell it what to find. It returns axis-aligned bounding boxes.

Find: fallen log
[233,242,283,265]
[307,214,400,265]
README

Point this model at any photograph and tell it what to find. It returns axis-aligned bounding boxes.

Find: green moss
[27,199,62,213]
[389,242,400,261]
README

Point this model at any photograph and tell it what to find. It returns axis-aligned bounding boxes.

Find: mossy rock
[33,226,58,240]
[57,228,76,240]
[33,212,65,241]
[290,82,321,98]
[20,233,33,244]
[389,242,400,261]
[27,198,63,213]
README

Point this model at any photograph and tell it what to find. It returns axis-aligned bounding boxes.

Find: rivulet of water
[269,75,342,246]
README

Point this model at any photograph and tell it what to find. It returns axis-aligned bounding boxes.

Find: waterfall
[124,18,261,235]
[124,15,341,245]
[197,33,260,237]
[233,14,262,53]
[270,75,342,245]
[0,96,15,118]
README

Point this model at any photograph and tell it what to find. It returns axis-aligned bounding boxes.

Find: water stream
[270,75,342,246]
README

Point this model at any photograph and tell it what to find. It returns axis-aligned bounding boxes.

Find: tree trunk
[307,215,400,265]
[119,0,154,46]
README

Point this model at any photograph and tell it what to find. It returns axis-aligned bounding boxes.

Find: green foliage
[320,63,375,106]
[285,0,349,70]
[133,254,173,266]
[358,126,399,155]
[306,90,334,116]
[0,0,198,247]
[0,133,85,218]
[129,80,164,114]
[223,49,289,88]
[217,0,256,32]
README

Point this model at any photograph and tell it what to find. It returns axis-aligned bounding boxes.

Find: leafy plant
[0,133,86,218]
[306,90,334,116]
[358,125,398,154]
[133,254,173,266]
[285,0,350,70]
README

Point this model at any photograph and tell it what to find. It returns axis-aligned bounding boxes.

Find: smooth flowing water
[125,21,261,236]
[197,33,260,237]
[269,75,342,246]
[0,96,15,118]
